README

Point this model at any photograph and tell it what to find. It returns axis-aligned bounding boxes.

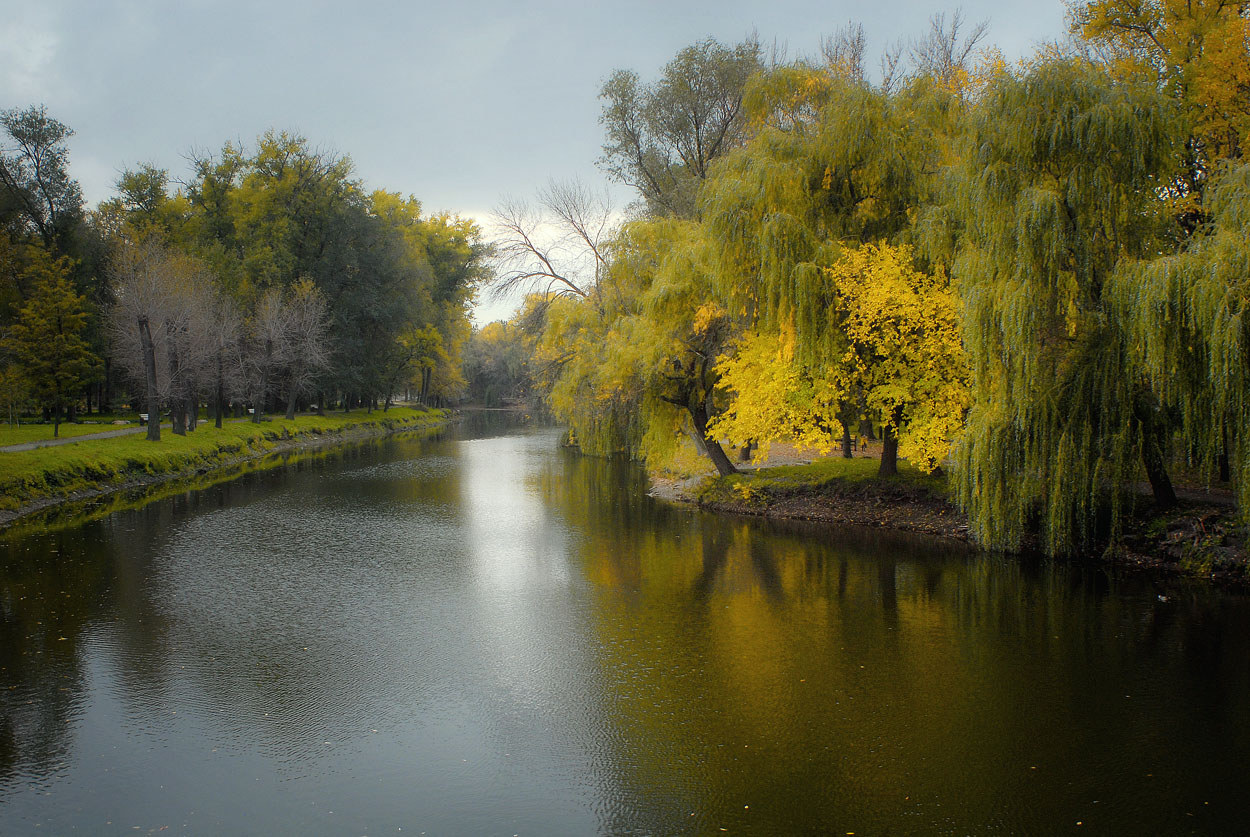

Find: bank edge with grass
[0,407,448,528]
[676,458,1249,589]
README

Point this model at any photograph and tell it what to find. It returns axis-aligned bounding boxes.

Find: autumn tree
[1071,0,1250,225]
[701,64,967,476]
[711,243,967,474]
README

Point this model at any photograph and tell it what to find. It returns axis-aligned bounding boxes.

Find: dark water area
[2,414,1248,834]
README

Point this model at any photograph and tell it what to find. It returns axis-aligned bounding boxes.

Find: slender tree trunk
[254,339,272,423]
[1142,439,1177,508]
[215,353,225,429]
[841,422,854,459]
[165,322,185,436]
[738,439,756,462]
[185,376,197,432]
[102,356,112,414]
[689,399,737,477]
[285,376,298,421]
[878,409,902,477]
[316,391,325,416]
[52,400,60,438]
[1135,390,1177,509]
[138,316,160,441]
[1219,424,1231,483]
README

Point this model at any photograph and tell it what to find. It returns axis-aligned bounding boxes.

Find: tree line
[491,1,1250,557]
[1,120,487,439]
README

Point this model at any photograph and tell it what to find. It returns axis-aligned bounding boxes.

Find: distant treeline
[1,117,487,439]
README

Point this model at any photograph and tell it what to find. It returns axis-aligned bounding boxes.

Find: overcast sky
[2,0,1069,320]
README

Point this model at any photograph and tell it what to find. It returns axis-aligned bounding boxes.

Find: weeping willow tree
[701,67,967,474]
[533,217,741,475]
[952,58,1183,554]
[1109,162,1250,515]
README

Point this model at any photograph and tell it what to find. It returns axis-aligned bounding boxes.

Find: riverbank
[651,448,1249,588]
[0,406,449,530]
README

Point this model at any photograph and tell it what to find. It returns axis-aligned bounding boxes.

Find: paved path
[0,424,162,452]
[0,418,254,453]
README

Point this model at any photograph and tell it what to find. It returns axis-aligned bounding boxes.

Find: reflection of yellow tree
[531,445,1235,832]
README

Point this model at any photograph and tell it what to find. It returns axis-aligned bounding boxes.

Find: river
[2,416,1248,834]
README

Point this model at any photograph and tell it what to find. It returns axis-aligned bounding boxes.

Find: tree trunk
[859,418,876,441]
[52,401,60,438]
[254,339,272,423]
[1219,425,1231,483]
[138,316,160,441]
[878,411,901,477]
[1135,390,1177,509]
[689,399,737,477]
[841,422,854,459]
[215,353,225,429]
[165,322,185,436]
[185,378,196,432]
[101,356,112,414]
[285,381,298,421]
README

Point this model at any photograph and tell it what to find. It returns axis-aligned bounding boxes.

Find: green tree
[1108,161,1250,516]
[599,37,763,218]
[0,106,84,251]
[3,246,99,436]
[950,58,1182,554]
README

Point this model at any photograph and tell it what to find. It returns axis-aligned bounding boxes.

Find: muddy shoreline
[651,470,1249,590]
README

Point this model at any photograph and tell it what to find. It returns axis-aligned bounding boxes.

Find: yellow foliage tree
[712,243,967,473]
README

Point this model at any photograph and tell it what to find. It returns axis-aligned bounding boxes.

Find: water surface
[2,417,1248,834]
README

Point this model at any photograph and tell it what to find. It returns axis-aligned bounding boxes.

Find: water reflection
[0,420,1247,835]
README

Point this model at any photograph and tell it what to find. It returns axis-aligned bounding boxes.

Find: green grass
[0,407,447,511]
[698,455,947,506]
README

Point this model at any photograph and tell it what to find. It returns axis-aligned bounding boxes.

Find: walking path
[1,424,165,452]
[0,418,251,453]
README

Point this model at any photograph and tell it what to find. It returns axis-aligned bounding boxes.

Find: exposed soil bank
[0,410,449,532]
[654,462,1249,590]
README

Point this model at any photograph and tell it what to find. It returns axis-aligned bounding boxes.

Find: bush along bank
[0,407,448,527]
[686,458,1248,589]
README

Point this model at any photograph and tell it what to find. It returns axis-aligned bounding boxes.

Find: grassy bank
[694,456,964,540]
[0,406,448,519]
